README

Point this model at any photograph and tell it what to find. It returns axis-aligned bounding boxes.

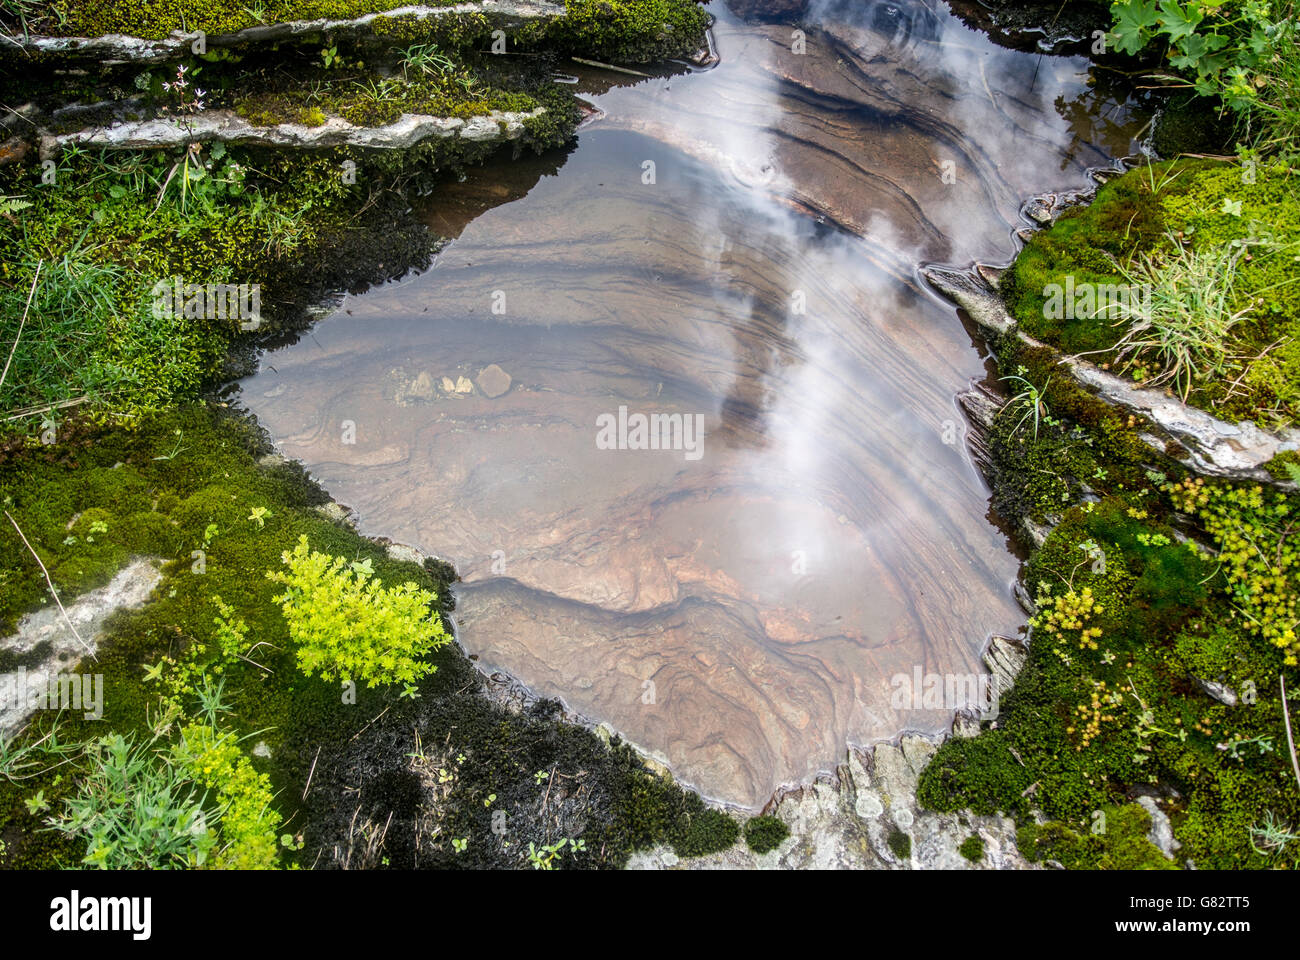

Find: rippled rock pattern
[244,0,1146,808]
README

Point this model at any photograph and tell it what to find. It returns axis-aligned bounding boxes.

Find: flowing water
[242,0,1149,808]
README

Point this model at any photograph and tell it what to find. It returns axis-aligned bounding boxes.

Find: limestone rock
[384,541,430,566]
[40,106,546,159]
[983,635,1028,696]
[924,264,1300,483]
[1192,676,1239,707]
[408,371,436,400]
[1138,796,1181,860]
[315,501,356,527]
[1,559,162,735]
[628,736,1033,871]
[3,1,566,63]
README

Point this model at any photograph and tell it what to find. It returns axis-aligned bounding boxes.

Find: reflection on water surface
[243,0,1149,807]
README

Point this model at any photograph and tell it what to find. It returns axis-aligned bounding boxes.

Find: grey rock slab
[41,107,545,157]
[629,736,1033,870]
[1,558,162,736]
[1137,796,1181,860]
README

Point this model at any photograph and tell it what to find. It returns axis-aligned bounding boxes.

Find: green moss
[958,834,985,863]
[981,332,1156,529]
[516,0,709,63]
[27,0,709,66]
[371,10,496,47]
[917,730,1034,817]
[921,307,1300,868]
[1017,804,1176,870]
[0,145,356,417]
[0,121,549,420]
[1262,448,1300,482]
[670,804,739,857]
[43,1,464,40]
[743,814,789,854]
[922,473,1300,867]
[887,827,912,861]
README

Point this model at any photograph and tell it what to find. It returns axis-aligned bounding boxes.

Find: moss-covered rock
[1002,158,1300,428]
[958,833,985,863]
[743,814,789,854]
[516,0,709,63]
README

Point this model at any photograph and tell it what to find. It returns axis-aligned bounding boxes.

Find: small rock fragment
[475,362,512,398]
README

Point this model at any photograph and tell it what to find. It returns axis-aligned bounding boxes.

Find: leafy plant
[526,837,584,869]
[399,42,456,78]
[143,596,247,717]
[267,535,451,688]
[1108,0,1300,157]
[0,718,80,783]
[1167,476,1299,663]
[0,194,32,220]
[1250,810,1300,855]
[46,732,217,869]
[46,722,280,870]
[175,723,279,869]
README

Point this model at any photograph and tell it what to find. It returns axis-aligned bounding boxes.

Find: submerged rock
[408,371,436,401]
[475,363,513,398]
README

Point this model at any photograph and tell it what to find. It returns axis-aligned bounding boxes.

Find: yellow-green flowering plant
[267,535,451,688]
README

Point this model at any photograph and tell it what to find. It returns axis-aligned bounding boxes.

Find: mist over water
[242,0,1149,807]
